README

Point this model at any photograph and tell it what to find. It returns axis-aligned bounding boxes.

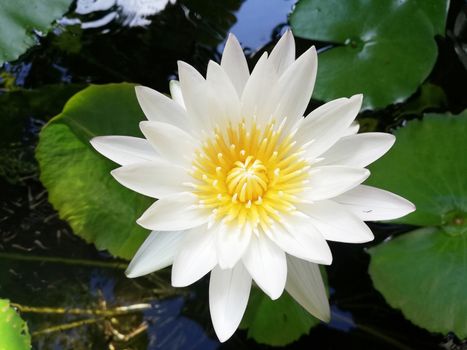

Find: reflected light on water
[75,0,177,28]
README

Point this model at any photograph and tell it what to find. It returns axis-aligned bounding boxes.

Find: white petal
[171,224,217,287]
[220,33,249,97]
[302,166,370,201]
[345,121,360,136]
[134,86,190,131]
[319,133,395,168]
[240,52,278,126]
[269,46,317,130]
[335,185,416,221]
[242,233,286,300]
[298,200,374,243]
[111,160,191,198]
[268,30,295,76]
[206,60,241,125]
[216,223,252,269]
[177,61,208,131]
[285,255,330,322]
[169,80,185,109]
[126,230,184,278]
[295,95,363,160]
[90,136,157,166]
[139,121,197,166]
[266,212,332,264]
[209,263,252,342]
[137,193,209,231]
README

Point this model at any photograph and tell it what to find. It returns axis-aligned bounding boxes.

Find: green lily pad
[36,83,151,259]
[369,227,467,338]
[241,268,327,346]
[366,112,467,227]
[367,112,467,337]
[0,299,31,350]
[0,0,73,65]
[241,289,320,346]
[290,0,449,110]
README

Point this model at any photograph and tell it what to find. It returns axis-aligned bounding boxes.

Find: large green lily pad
[290,0,449,110]
[0,0,73,65]
[366,112,467,227]
[36,84,151,259]
[241,268,328,346]
[0,299,31,350]
[241,288,320,346]
[369,227,467,338]
[367,112,467,338]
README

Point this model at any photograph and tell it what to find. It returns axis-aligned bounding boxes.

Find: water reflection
[75,0,177,28]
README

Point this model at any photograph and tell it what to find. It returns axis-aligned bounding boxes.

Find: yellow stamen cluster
[191,120,310,231]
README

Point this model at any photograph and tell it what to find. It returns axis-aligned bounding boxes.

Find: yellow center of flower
[226,156,268,202]
[192,120,310,230]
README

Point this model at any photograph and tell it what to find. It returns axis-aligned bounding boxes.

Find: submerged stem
[0,252,127,269]
[32,317,106,336]
[11,303,152,316]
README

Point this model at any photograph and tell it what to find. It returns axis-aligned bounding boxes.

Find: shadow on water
[0,0,466,349]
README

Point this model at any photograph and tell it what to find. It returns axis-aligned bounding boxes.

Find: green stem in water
[11,303,152,316]
[32,317,106,337]
[0,252,127,269]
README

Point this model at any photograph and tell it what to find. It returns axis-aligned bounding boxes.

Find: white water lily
[91,31,415,342]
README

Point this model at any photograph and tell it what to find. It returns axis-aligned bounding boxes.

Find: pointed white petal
[240,52,278,126]
[90,136,157,166]
[266,212,332,264]
[298,200,374,243]
[344,121,360,136]
[216,223,252,269]
[302,166,370,201]
[171,224,217,287]
[139,121,197,166]
[126,230,184,278]
[206,60,241,125]
[134,85,190,131]
[169,80,185,109]
[137,193,209,231]
[335,185,416,221]
[177,61,208,131]
[242,234,286,300]
[111,160,190,198]
[209,263,252,342]
[286,256,330,322]
[221,33,249,97]
[269,46,317,130]
[268,30,295,76]
[319,133,395,168]
[295,95,363,160]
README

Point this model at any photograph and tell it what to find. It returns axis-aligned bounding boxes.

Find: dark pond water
[1,0,466,349]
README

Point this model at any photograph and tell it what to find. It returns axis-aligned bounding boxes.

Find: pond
[0,0,466,349]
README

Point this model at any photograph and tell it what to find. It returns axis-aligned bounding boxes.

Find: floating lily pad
[241,268,327,346]
[0,299,31,350]
[369,227,467,338]
[241,289,320,346]
[36,84,151,259]
[366,112,467,227]
[0,0,73,65]
[367,112,467,338]
[290,0,449,110]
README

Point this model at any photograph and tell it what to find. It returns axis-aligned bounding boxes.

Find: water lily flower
[91,31,415,342]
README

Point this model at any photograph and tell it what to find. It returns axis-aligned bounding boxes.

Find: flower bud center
[226,156,268,202]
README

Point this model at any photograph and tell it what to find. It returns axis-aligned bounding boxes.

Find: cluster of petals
[91,31,415,342]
